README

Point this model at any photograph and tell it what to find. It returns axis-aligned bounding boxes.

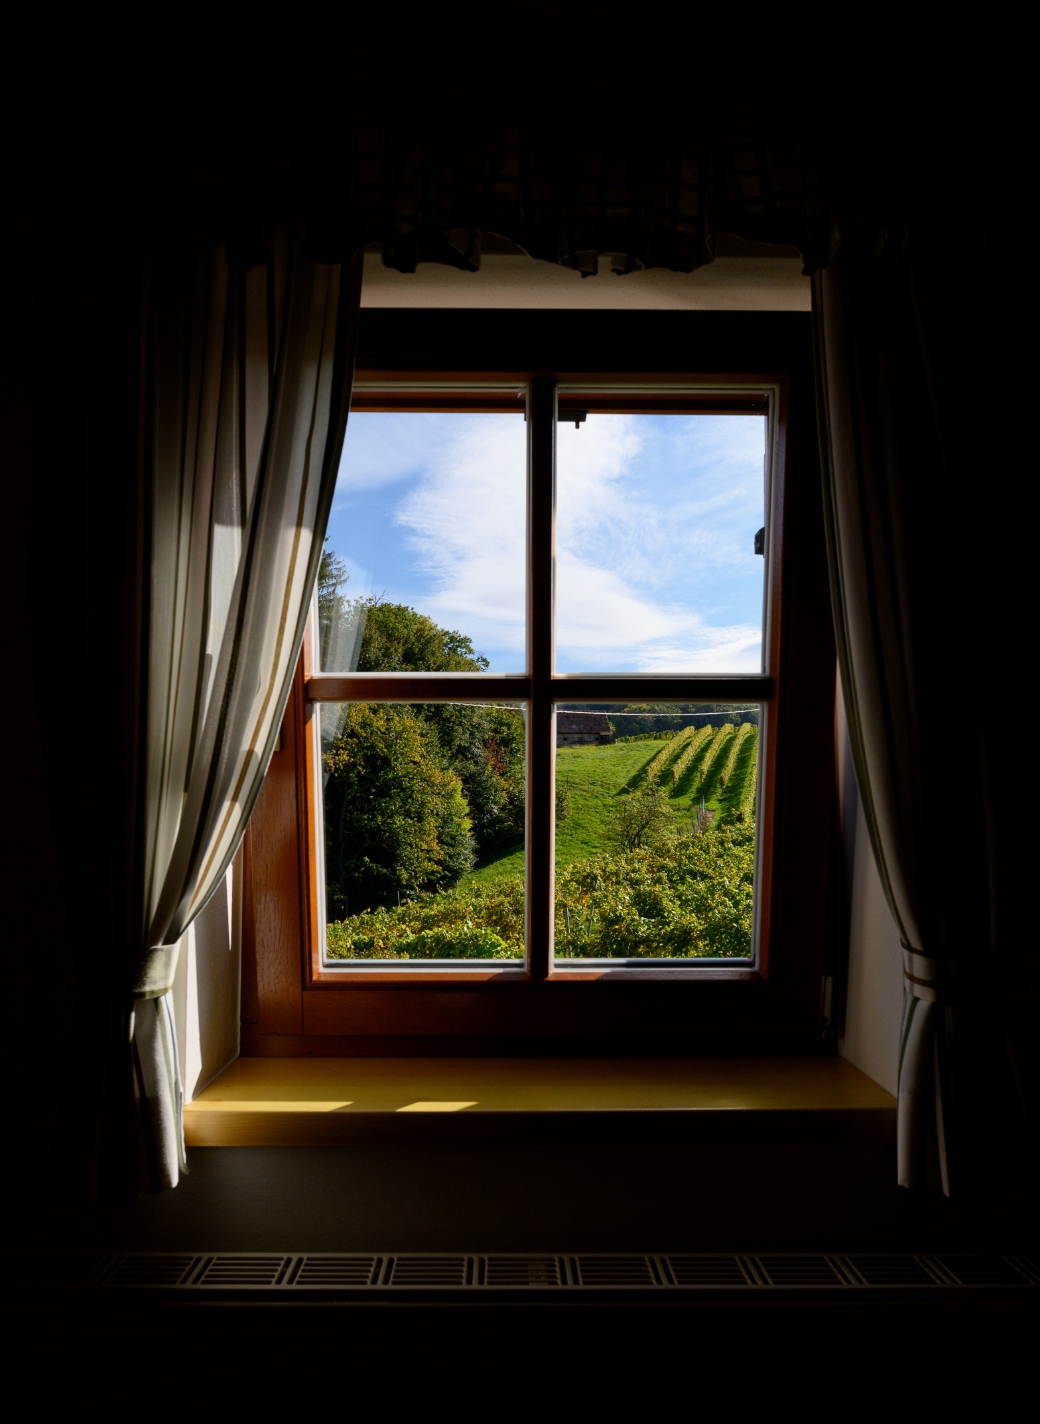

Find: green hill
[326,725,759,962]
[466,726,758,884]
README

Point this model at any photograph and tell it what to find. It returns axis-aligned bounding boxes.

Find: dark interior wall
[26,1142,1040,1258]
[0,170,80,1229]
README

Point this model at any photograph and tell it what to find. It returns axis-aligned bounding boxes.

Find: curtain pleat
[813,239,1039,1194]
[129,237,361,1189]
[47,236,361,1198]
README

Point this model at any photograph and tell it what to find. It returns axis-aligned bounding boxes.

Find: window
[241,312,837,1054]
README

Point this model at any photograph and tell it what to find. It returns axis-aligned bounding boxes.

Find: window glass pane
[320,701,525,962]
[555,413,767,672]
[554,704,759,961]
[320,411,526,672]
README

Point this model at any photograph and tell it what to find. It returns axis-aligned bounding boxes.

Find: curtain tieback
[902,945,1038,1004]
[131,944,181,1000]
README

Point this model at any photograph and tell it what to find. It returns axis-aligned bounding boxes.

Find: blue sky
[324,411,766,673]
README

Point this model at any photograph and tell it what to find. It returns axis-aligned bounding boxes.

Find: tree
[318,592,529,898]
[419,703,526,850]
[356,601,489,673]
[323,704,475,916]
[609,784,671,851]
[317,541,350,667]
[354,599,527,852]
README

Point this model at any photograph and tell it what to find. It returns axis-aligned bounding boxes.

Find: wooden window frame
[241,311,836,1057]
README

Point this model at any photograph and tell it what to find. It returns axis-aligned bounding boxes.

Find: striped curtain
[813,234,1039,1194]
[128,237,361,1190]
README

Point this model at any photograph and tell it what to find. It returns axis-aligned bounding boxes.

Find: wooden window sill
[184,1057,896,1146]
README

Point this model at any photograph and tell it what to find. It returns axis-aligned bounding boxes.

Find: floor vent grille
[845,1254,939,1286]
[387,1256,469,1287]
[21,1251,1038,1293]
[105,1255,201,1287]
[485,1256,562,1287]
[753,1255,848,1287]
[575,1256,657,1287]
[669,1255,754,1286]
[197,1256,291,1286]
[932,1255,1032,1287]
[294,1256,380,1287]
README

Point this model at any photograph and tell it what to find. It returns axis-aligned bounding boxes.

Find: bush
[609,784,671,850]
[327,822,755,961]
[556,823,756,959]
[327,876,525,959]
[323,703,475,915]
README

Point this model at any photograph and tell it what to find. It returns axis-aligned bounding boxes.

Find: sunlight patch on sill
[396,1101,479,1113]
[188,1100,354,1113]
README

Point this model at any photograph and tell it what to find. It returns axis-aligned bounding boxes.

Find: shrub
[327,875,525,959]
[556,823,755,959]
[670,724,714,786]
[609,784,671,851]
[694,723,734,791]
[718,722,754,789]
[323,703,475,915]
[328,823,756,962]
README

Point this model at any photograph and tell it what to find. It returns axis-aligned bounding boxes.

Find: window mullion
[527,376,556,981]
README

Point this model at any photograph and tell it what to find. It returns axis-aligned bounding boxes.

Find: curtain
[46,236,361,1197]
[813,236,1039,1194]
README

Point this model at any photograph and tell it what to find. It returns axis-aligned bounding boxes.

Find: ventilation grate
[576,1256,657,1287]
[294,1255,380,1287]
[387,1256,468,1286]
[845,1255,939,1286]
[485,1256,561,1287]
[106,1255,200,1287]
[669,1255,754,1287]
[933,1255,1030,1287]
[197,1256,290,1286]
[754,1255,846,1286]
[25,1251,1039,1293]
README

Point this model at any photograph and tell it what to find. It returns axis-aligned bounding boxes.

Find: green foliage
[323,704,475,915]
[356,601,489,673]
[317,542,351,666]
[737,751,759,822]
[718,722,754,789]
[609,784,671,851]
[694,723,735,792]
[609,704,699,737]
[643,738,680,785]
[416,703,526,852]
[327,875,525,959]
[326,822,755,961]
[607,704,758,737]
[317,579,763,961]
[670,724,714,785]
[556,823,756,958]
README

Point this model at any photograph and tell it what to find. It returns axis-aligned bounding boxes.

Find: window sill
[184,1057,895,1147]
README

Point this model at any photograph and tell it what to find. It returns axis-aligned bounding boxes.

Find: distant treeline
[556,703,760,739]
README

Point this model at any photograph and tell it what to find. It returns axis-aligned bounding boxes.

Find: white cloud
[341,409,765,673]
[554,414,765,671]
[394,416,528,657]
[336,412,457,495]
[555,551,761,672]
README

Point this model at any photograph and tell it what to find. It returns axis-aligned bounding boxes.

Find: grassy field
[466,726,758,884]
[326,724,759,960]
